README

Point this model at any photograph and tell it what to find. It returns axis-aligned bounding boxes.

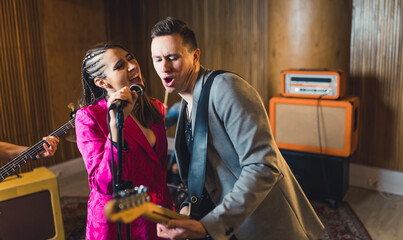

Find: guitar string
[0,119,75,179]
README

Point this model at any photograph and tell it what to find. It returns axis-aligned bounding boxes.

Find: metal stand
[113,106,131,240]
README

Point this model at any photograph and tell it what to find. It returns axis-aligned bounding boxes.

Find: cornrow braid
[80,47,109,106]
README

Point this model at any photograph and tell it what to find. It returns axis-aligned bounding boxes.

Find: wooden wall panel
[350,0,403,170]
[0,0,54,172]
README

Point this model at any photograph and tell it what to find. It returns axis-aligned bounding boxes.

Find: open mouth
[164,77,174,83]
[130,76,141,84]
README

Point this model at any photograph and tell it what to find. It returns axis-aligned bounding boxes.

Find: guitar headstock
[114,185,151,211]
[65,102,82,143]
[104,185,151,223]
[67,102,81,119]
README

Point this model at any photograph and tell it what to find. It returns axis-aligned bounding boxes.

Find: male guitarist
[151,17,324,240]
[0,137,59,162]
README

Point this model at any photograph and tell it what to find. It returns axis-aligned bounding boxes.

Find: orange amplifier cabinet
[281,69,346,99]
[0,167,65,240]
[269,96,359,157]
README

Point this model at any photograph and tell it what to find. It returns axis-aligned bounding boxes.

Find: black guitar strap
[188,70,227,217]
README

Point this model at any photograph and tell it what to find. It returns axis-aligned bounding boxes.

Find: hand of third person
[36,136,59,159]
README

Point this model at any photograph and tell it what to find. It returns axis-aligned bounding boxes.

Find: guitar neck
[135,202,190,224]
[0,117,75,182]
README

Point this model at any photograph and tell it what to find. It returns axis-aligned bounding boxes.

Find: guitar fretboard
[0,118,75,182]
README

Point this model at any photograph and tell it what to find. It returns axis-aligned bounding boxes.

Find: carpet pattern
[312,201,372,240]
[60,197,372,240]
[61,197,88,240]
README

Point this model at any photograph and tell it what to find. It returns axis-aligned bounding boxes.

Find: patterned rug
[60,197,372,240]
[61,197,88,240]
[311,201,372,240]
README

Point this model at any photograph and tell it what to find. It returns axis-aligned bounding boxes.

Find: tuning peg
[134,185,148,194]
[67,102,76,111]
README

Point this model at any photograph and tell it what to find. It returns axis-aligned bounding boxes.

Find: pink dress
[75,98,173,240]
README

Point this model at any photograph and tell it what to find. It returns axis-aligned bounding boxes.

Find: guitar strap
[188,70,227,218]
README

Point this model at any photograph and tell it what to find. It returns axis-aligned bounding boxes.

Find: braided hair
[81,43,111,106]
[80,43,162,127]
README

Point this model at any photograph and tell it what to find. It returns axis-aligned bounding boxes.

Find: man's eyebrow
[161,53,180,60]
[166,54,178,58]
[152,53,179,59]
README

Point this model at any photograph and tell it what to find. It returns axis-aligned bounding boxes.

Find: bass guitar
[0,116,75,183]
[104,185,190,224]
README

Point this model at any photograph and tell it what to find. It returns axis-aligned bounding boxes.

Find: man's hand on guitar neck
[157,206,209,240]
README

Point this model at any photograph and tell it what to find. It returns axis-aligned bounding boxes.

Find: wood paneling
[0,0,54,172]
[350,0,403,170]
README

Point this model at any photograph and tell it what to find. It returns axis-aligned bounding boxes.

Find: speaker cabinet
[281,149,349,204]
[269,96,359,157]
[0,167,65,240]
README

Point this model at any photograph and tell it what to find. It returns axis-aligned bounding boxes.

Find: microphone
[109,84,144,110]
[129,84,144,97]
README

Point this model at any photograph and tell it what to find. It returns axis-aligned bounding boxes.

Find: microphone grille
[130,84,144,97]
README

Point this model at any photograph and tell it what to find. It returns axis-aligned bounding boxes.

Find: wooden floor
[344,186,403,240]
[57,170,403,240]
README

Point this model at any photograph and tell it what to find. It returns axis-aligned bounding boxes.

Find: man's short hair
[151,17,198,52]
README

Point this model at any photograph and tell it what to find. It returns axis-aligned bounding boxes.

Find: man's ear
[94,78,110,89]
[193,48,200,65]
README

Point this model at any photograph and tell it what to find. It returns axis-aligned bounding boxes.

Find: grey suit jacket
[174,67,324,240]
